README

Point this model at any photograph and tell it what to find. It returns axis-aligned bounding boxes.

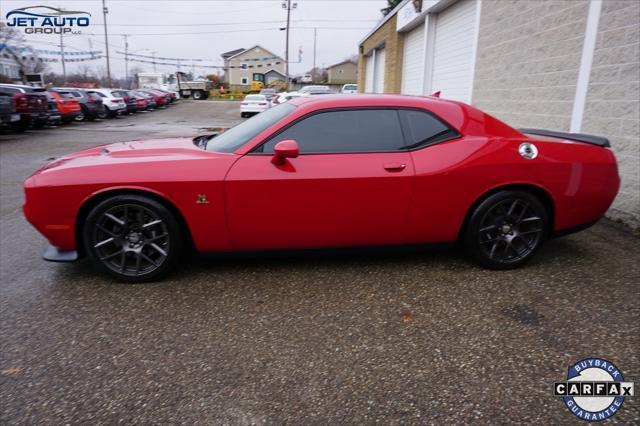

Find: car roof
[287,94,522,138]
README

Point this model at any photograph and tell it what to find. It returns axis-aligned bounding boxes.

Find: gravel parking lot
[1,100,639,424]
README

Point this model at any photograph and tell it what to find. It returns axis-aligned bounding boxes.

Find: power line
[91,19,378,26]
[83,26,372,37]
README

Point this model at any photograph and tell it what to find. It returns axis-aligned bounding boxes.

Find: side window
[399,109,459,149]
[241,77,248,84]
[258,109,405,154]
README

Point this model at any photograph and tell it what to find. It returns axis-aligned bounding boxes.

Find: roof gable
[327,60,357,70]
[226,45,282,61]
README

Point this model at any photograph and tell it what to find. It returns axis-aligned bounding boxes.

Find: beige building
[326,60,358,84]
[359,0,640,228]
[221,45,285,90]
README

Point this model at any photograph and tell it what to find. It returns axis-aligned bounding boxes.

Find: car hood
[34,137,234,175]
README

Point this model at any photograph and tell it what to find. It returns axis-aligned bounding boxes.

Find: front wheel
[464,190,548,269]
[83,195,183,283]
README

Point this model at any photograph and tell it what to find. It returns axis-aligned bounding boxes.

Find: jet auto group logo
[5,6,91,34]
[554,358,634,421]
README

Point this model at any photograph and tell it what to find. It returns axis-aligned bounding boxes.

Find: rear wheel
[75,106,86,122]
[97,106,108,119]
[83,195,183,283]
[464,190,548,269]
[192,90,204,100]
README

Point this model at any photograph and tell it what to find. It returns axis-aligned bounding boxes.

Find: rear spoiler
[519,128,610,148]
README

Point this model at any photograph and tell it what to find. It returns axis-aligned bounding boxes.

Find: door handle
[383,163,406,171]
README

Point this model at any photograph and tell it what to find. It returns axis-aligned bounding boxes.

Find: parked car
[154,88,178,103]
[272,92,303,105]
[0,84,49,130]
[44,92,62,126]
[298,85,333,95]
[138,89,167,108]
[0,92,20,129]
[341,84,358,94]
[259,88,278,102]
[135,91,157,109]
[23,95,620,282]
[240,94,270,117]
[133,92,149,110]
[87,88,126,118]
[53,88,105,121]
[48,90,81,123]
[111,90,138,114]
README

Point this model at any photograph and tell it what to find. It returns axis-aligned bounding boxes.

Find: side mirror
[271,139,299,165]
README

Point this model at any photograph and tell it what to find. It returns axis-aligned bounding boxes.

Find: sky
[1,0,387,78]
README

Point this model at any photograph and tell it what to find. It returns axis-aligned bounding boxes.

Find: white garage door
[373,48,386,93]
[365,54,374,93]
[401,24,425,95]
[430,0,478,102]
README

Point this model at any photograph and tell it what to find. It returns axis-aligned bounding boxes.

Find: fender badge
[519,142,538,160]
[196,194,209,204]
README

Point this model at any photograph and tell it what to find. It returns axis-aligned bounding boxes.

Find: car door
[225,108,415,250]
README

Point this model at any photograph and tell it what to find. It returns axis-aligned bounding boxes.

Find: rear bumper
[61,111,80,120]
[43,245,78,262]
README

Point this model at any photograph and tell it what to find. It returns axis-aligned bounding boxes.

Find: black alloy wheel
[465,190,548,269]
[84,195,183,282]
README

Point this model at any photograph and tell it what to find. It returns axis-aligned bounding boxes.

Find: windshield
[245,95,265,101]
[344,85,357,90]
[206,103,295,153]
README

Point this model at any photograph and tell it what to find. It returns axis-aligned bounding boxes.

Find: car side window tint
[399,109,459,149]
[258,109,404,154]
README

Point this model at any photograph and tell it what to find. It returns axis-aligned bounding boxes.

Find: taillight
[241,102,248,105]
[259,102,267,106]
[13,94,28,111]
[111,99,120,103]
[272,99,280,104]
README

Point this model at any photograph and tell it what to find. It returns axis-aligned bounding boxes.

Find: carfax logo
[5,6,91,34]
[554,358,634,421]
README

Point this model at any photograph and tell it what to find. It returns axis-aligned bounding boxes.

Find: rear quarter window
[399,109,460,149]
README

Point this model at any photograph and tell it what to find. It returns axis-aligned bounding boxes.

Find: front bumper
[43,245,78,262]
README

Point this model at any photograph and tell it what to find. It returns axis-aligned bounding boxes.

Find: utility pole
[282,0,297,91]
[59,21,66,82]
[102,0,112,87]
[123,34,129,88]
[152,51,157,72]
[312,27,317,83]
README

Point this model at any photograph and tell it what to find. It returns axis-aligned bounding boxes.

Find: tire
[11,121,28,132]
[97,106,108,119]
[240,112,246,118]
[75,106,86,122]
[192,90,204,100]
[83,194,184,283]
[464,190,548,270]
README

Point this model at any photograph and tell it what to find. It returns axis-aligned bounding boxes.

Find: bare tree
[0,22,48,79]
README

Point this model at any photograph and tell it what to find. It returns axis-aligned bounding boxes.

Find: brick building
[358,0,639,227]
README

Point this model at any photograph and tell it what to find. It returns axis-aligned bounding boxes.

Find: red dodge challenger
[23,95,620,282]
